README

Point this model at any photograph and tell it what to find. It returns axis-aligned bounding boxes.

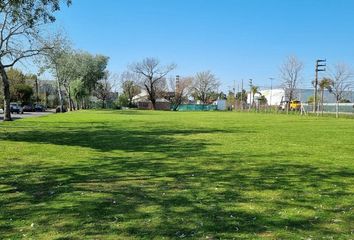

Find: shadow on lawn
[0,125,353,239]
[0,126,243,155]
[1,157,353,238]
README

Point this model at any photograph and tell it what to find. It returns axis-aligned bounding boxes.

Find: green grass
[0,110,353,239]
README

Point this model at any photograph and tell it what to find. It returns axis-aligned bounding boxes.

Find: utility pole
[249,79,253,111]
[313,59,326,113]
[175,75,180,93]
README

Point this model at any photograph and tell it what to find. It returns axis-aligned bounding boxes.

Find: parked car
[10,102,23,114]
[34,104,46,112]
[0,108,3,114]
[23,104,34,112]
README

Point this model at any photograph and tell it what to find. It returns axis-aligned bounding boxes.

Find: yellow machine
[290,100,301,111]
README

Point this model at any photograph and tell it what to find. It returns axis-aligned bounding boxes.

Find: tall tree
[131,57,175,110]
[250,85,260,108]
[280,56,303,112]
[328,63,353,118]
[7,68,26,100]
[169,76,193,111]
[41,33,72,112]
[192,71,220,104]
[120,71,141,107]
[0,0,71,120]
[70,78,87,110]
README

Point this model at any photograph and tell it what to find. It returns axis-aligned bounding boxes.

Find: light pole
[314,59,326,113]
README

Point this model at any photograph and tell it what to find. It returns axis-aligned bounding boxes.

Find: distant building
[257,88,353,105]
[132,90,171,110]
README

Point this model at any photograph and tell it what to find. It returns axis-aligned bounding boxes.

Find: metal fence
[303,103,354,114]
[176,104,217,111]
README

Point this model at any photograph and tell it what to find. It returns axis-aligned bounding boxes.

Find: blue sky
[52,0,354,91]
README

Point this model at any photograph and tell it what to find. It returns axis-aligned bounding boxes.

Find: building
[258,88,353,106]
[132,90,171,110]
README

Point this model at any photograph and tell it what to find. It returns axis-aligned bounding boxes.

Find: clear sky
[52,0,354,91]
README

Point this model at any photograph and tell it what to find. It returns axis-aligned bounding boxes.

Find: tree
[226,91,236,110]
[318,77,332,114]
[117,94,129,107]
[250,85,260,108]
[131,57,175,110]
[192,71,220,104]
[169,76,193,111]
[258,95,268,105]
[0,0,71,121]
[327,63,353,118]
[43,44,109,111]
[94,71,116,109]
[7,68,26,100]
[120,71,141,107]
[13,84,33,103]
[280,56,303,112]
[70,79,88,110]
[41,33,72,112]
[75,52,109,96]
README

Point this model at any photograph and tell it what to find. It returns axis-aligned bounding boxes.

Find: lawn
[0,110,353,239]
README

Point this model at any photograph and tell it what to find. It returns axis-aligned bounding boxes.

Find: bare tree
[328,63,353,118]
[131,57,176,110]
[192,71,220,104]
[120,71,141,107]
[95,71,117,109]
[169,76,193,111]
[0,0,71,121]
[279,56,304,112]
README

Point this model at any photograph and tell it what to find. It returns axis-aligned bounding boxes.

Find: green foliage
[13,84,33,103]
[6,68,36,102]
[117,94,129,107]
[307,95,315,104]
[258,95,268,105]
[0,0,72,26]
[122,79,140,105]
[0,111,353,239]
[70,79,88,102]
[236,89,247,102]
[7,68,26,85]
[226,92,235,108]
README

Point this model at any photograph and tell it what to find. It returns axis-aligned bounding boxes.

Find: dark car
[10,103,23,114]
[23,104,34,112]
[34,104,46,112]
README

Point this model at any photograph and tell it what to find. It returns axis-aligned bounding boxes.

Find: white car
[0,108,3,114]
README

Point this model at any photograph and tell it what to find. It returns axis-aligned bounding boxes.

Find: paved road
[0,111,54,121]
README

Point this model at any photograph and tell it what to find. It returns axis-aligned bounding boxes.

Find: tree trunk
[68,85,73,111]
[336,99,339,118]
[151,99,156,110]
[0,65,12,121]
[56,78,64,113]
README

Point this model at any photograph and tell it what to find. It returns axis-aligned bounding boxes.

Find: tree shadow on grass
[0,126,249,155]
[0,151,353,239]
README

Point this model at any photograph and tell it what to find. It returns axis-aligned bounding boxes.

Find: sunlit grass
[0,110,353,239]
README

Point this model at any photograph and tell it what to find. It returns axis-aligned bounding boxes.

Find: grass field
[0,110,353,239]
